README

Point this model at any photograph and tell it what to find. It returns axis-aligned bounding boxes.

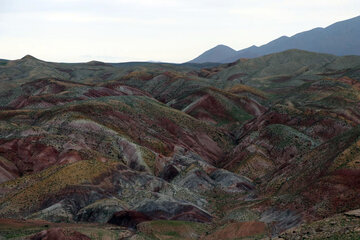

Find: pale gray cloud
[0,0,359,62]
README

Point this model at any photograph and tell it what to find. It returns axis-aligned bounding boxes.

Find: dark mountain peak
[213,44,235,50]
[6,55,43,66]
[204,44,237,54]
[86,60,109,66]
[21,55,38,61]
[189,44,237,63]
[276,35,290,40]
[265,35,290,46]
[247,45,258,49]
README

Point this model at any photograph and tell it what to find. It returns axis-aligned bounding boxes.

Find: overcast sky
[0,0,359,63]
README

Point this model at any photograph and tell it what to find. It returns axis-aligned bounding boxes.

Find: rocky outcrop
[345,209,360,217]
[260,209,302,235]
[210,169,254,193]
[27,201,75,223]
[76,198,127,223]
[173,168,215,192]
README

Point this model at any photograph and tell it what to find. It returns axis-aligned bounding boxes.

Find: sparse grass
[138,220,210,240]
[319,233,360,240]
[122,70,154,81]
[0,228,46,239]
[330,138,360,171]
[0,221,128,240]
[139,146,157,173]
[227,84,267,98]
[0,160,113,216]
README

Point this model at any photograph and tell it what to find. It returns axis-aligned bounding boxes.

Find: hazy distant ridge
[190,15,360,63]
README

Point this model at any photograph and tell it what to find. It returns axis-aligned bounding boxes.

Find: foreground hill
[190,15,360,63]
[0,50,359,239]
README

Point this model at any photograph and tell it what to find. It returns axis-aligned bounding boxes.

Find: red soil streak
[185,95,229,122]
[0,137,82,176]
[338,77,360,90]
[158,118,183,136]
[227,73,247,81]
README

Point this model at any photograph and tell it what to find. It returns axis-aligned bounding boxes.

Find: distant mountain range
[190,15,360,63]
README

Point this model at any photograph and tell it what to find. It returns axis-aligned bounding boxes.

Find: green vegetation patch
[265,124,320,149]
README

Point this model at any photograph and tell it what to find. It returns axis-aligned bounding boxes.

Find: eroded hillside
[0,50,359,239]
